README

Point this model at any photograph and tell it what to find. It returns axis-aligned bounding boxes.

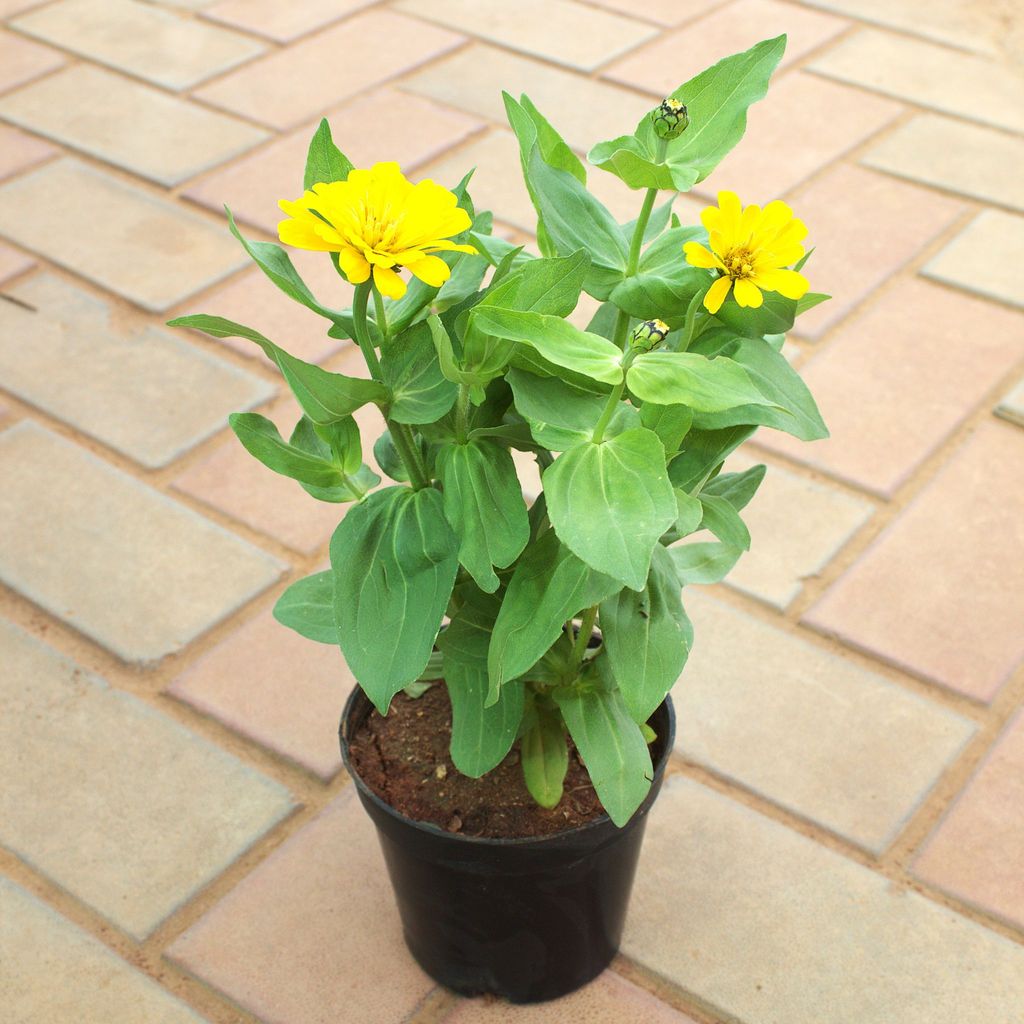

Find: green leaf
[487,529,620,698]
[600,545,692,723]
[702,463,766,510]
[554,672,653,827]
[543,428,677,591]
[521,694,568,809]
[380,321,458,424]
[331,487,459,713]
[588,35,786,192]
[698,492,751,550]
[692,337,828,441]
[668,424,755,492]
[670,541,743,585]
[439,590,525,777]
[170,314,388,424]
[609,226,707,325]
[627,350,773,413]
[713,287,798,338]
[508,368,639,450]
[527,147,627,299]
[273,570,336,644]
[470,307,623,385]
[290,415,380,501]
[437,439,530,593]
[640,402,692,455]
[504,92,586,184]
[797,291,831,315]
[303,118,353,190]
[224,208,343,322]
[229,412,346,487]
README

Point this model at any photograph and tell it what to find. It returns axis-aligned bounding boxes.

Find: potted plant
[171,33,826,1004]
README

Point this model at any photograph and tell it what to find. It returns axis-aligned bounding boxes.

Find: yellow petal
[278,218,340,252]
[423,240,478,255]
[703,275,732,314]
[733,278,764,308]
[373,263,406,299]
[403,253,451,288]
[753,267,810,299]
[338,247,371,285]
[683,241,723,270]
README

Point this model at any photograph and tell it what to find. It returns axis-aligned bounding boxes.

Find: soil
[347,683,606,839]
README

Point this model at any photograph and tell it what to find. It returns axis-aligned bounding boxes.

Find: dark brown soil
[347,683,605,839]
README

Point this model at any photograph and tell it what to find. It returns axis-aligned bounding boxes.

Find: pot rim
[339,682,676,848]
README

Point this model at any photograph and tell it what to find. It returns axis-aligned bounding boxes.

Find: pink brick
[447,971,700,1022]
[193,10,465,130]
[0,29,64,94]
[805,422,1024,701]
[913,712,1024,929]
[757,280,1023,497]
[179,250,350,367]
[0,240,33,284]
[692,74,901,204]
[201,0,376,42]
[168,605,351,780]
[0,122,55,182]
[166,790,434,1024]
[585,0,722,27]
[789,163,965,339]
[171,349,387,555]
[184,88,483,235]
[603,0,848,97]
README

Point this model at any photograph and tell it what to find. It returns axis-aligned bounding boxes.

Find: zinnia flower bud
[630,319,670,352]
[651,97,689,140]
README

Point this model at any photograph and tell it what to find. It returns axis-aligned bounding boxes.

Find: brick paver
[809,28,1024,133]
[1,1,1022,1021]
[0,160,248,311]
[676,592,976,851]
[0,273,274,467]
[0,121,55,182]
[757,279,1023,495]
[923,209,1024,310]
[167,789,435,1024]
[715,451,873,609]
[0,619,294,938]
[12,0,264,90]
[0,64,269,187]
[605,0,848,96]
[194,10,465,130]
[0,423,284,662]
[625,776,1024,1024]
[914,712,1024,930]
[1,879,205,1024]
[862,113,1024,211]
[805,422,1024,702]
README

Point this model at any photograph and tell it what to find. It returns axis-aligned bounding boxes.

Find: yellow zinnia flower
[683,191,810,315]
[278,162,477,300]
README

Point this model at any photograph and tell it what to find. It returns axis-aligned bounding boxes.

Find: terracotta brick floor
[0,1,1022,1021]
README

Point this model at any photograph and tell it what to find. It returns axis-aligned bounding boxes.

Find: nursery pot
[339,685,676,1004]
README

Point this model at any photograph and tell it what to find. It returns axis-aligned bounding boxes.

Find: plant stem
[372,286,390,345]
[573,606,598,665]
[454,383,471,443]
[390,421,431,491]
[351,282,382,378]
[352,281,431,490]
[591,380,625,445]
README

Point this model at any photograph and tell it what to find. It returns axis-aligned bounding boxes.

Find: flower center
[723,246,756,280]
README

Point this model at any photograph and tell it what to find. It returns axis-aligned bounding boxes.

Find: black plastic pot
[339,685,676,1003]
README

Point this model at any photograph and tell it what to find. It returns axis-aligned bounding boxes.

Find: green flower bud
[630,319,670,352]
[652,97,689,140]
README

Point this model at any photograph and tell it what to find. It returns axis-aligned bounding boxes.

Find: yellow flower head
[278,162,477,300]
[683,191,810,315]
